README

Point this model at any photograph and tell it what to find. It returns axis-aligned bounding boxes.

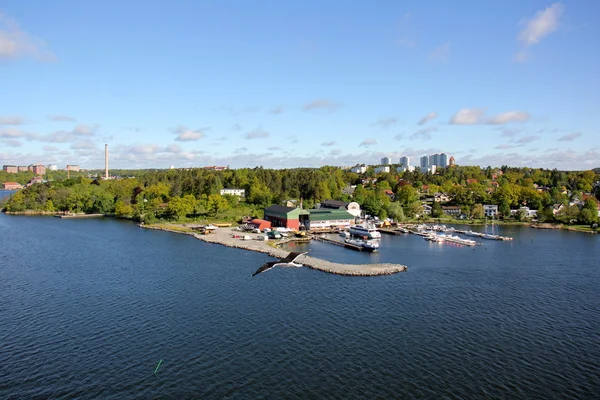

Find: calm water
[1,213,599,399]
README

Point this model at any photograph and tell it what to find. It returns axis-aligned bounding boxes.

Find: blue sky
[1,1,598,170]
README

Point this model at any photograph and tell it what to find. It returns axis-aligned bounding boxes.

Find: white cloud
[41,124,98,143]
[245,129,270,139]
[70,140,97,150]
[321,141,336,147]
[372,118,397,129]
[0,12,56,61]
[429,42,451,62]
[558,132,582,141]
[0,116,24,125]
[165,144,182,153]
[418,112,437,125]
[449,108,485,125]
[1,139,22,147]
[269,106,284,114]
[359,139,377,147]
[171,125,208,141]
[494,144,521,150]
[48,115,76,122]
[487,111,531,124]
[397,13,416,48]
[516,135,540,144]
[410,127,437,140]
[450,109,531,125]
[302,99,341,113]
[0,127,34,139]
[518,3,564,45]
[515,3,564,62]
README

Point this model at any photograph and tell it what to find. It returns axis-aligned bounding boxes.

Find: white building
[396,165,415,173]
[419,165,436,174]
[220,188,245,197]
[381,157,392,165]
[47,164,58,171]
[374,166,390,173]
[483,204,499,217]
[350,164,367,174]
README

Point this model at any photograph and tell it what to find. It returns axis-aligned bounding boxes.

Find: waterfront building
[263,205,310,230]
[319,200,362,217]
[381,157,392,165]
[3,181,23,190]
[484,204,499,217]
[307,209,355,231]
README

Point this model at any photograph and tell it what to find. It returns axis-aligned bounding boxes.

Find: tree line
[2,165,599,226]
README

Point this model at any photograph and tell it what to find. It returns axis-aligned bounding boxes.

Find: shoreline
[141,224,408,276]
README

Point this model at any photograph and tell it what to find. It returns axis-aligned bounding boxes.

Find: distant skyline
[1,1,599,170]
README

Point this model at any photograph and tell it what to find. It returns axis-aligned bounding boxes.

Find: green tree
[431,202,443,218]
[386,202,405,222]
[396,185,418,206]
[207,194,230,217]
[471,203,484,219]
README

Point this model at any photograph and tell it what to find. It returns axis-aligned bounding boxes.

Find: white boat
[345,237,380,250]
[349,223,381,239]
[463,230,481,237]
[339,231,351,238]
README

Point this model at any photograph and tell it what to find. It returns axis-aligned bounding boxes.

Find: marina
[143,224,406,276]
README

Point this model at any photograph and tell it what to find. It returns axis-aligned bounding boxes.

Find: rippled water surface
[1,213,599,399]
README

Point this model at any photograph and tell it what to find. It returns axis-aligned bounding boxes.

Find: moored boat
[349,223,381,239]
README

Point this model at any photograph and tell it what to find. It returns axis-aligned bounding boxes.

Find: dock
[395,224,513,241]
[55,213,105,219]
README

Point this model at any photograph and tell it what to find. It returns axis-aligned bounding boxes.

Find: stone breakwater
[142,224,407,276]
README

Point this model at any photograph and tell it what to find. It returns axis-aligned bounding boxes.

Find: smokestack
[105,144,108,180]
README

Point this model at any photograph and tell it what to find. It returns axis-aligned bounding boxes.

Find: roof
[264,204,310,217]
[265,205,296,214]
[320,199,348,209]
[308,209,355,221]
[251,219,271,227]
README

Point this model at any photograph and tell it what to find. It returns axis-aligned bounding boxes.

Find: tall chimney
[105,144,108,180]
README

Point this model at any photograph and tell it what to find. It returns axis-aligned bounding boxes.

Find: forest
[2,165,599,227]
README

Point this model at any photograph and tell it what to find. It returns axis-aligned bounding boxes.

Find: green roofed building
[307,209,355,231]
[264,205,310,230]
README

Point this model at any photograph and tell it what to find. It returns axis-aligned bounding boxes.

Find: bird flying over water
[252,251,310,277]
